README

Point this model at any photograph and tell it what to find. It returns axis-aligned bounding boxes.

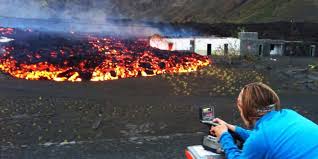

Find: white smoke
[0,36,14,43]
[0,0,162,37]
[0,0,200,37]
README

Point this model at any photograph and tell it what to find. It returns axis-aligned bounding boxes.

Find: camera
[199,106,224,154]
[199,106,243,154]
[200,107,220,127]
[185,106,244,159]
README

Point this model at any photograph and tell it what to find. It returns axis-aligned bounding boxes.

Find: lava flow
[0,27,210,82]
[0,27,14,35]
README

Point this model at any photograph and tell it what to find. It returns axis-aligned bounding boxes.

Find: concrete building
[239,32,285,56]
[193,37,240,56]
[149,35,240,56]
[239,32,318,57]
[150,32,318,57]
[284,41,317,57]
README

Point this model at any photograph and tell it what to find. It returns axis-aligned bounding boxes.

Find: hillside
[229,0,318,23]
[1,0,318,24]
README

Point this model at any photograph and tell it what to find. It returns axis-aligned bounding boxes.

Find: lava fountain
[0,27,210,82]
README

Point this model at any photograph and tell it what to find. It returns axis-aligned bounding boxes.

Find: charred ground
[0,56,318,159]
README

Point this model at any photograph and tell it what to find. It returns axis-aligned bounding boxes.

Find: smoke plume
[0,0,164,37]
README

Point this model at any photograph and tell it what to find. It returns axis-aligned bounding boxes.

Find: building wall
[240,39,265,56]
[151,37,240,56]
[239,32,288,57]
[284,43,318,57]
[194,38,240,56]
[164,38,193,51]
[239,32,263,56]
[239,32,258,40]
[240,38,285,57]
[150,32,317,57]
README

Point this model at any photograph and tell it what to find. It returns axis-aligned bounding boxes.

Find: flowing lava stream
[0,27,210,82]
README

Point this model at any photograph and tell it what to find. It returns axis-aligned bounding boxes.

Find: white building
[150,35,240,56]
[150,32,318,57]
[194,37,240,56]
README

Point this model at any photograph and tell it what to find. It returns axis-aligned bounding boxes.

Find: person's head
[237,82,281,128]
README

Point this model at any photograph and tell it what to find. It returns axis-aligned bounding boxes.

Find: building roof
[163,36,238,40]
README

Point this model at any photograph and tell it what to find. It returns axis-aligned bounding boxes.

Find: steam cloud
[0,0,163,37]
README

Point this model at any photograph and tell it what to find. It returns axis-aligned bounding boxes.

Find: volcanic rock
[308,74,318,81]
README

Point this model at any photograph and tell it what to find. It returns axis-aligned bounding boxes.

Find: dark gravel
[0,60,318,159]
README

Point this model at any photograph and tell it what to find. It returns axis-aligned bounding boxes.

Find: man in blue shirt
[211,82,318,159]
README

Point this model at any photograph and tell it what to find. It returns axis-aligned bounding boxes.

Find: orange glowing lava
[0,28,210,82]
[0,27,14,35]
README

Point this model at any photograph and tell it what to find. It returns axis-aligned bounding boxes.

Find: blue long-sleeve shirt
[219,109,318,159]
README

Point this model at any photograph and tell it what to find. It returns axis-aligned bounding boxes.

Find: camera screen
[201,107,215,121]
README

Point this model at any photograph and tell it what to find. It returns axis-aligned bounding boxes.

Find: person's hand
[213,118,228,125]
[210,124,228,140]
[213,118,235,132]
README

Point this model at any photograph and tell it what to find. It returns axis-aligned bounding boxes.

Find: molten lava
[0,27,210,82]
[150,34,171,50]
[0,27,14,35]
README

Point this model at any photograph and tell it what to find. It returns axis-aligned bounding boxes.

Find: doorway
[190,40,195,52]
[168,43,173,51]
[310,45,316,57]
[258,45,263,56]
[224,44,229,55]
[207,44,212,55]
[270,44,283,56]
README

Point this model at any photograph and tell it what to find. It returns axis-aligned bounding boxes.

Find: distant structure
[150,32,317,57]
[239,32,317,57]
[150,34,240,56]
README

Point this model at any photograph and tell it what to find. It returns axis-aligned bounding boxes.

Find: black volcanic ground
[0,56,318,159]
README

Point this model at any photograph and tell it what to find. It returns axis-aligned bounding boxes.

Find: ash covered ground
[0,56,318,159]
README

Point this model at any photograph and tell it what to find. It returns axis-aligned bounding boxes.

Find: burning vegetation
[0,27,210,82]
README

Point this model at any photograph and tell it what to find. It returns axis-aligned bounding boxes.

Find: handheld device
[185,106,243,159]
[199,106,243,153]
[199,106,224,153]
[200,106,219,127]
